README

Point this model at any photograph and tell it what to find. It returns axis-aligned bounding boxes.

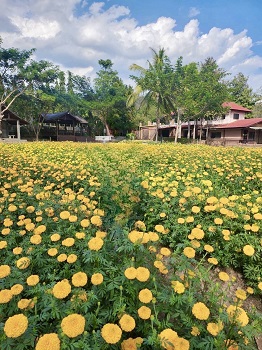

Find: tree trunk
[187,121,190,139]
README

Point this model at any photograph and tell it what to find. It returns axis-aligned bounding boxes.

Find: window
[248,131,255,140]
[233,113,239,119]
[211,131,221,139]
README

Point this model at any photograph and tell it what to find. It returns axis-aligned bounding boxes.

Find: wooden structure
[0,106,28,141]
[41,112,89,142]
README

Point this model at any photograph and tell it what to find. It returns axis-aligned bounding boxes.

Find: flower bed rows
[0,142,261,349]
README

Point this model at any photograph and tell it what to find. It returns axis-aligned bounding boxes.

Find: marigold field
[0,142,262,350]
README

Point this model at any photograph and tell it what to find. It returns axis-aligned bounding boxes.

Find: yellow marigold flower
[61,313,85,338]
[35,333,60,350]
[25,222,35,231]
[250,224,259,232]
[136,267,150,282]
[34,225,46,235]
[204,244,214,253]
[246,287,254,294]
[91,273,104,285]
[51,233,61,242]
[121,337,143,350]
[128,230,143,243]
[225,340,239,350]
[154,224,165,233]
[17,298,34,310]
[57,254,67,262]
[16,257,30,269]
[214,218,223,225]
[134,220,146,230]
[254,212,262,220]
[124,267,137,280]
[75,231,86,239]
[183,247,196,258]
[148,231,159,242]
[218,272,230,282]
[101,323,122,344]
[258,282,262,290]
[72,272,88,287]
[67,254,77,263]
[183,190,192,197]
[177,217,185,224]
[160,247,171,256]
[172,281,185,294]
[186,216,194,223]
[159,328,178,350]
[227,305,249,326]
[68,215,78,223]
[207,322,221,336]
[191,240,201,248]
[26,205,35,213]
[138,306,151,319]
[206,196,218,204]
[192,206,200,214]
[4,314,28,338]
[243,245,255,256]
[192,302,210,320]
[62,237,75,247]
[2,227,11,235]
[48,248,58,257]
[30,235,42,245]
[88,237,104,251]
[60,211,70,219]
[0,240,7,249]
[91,215,102,226]
[10,284,23,295]
[191,227,205,239]
[0,289,13,303]
[235,289,247,300]
[8,204,17,212]
[53,280,71,299]
[3,218,13,227]
[119,314,136,332]
[191,326,200,336]
[96,230,107,238]
[80,219,90,228]
[0,264,11,278]
[138,289,153,303]
[208,257,218,265]
[13,247,23,255]
[26,275,39,286]
[173,337,190,350]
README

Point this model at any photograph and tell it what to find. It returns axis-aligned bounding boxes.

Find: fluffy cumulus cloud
[0,0,261,90]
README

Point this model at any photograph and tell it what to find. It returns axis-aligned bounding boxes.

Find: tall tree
[128,48,175,141]
[228,72,256,110]
[92,59,131,136]
[0,41,59,134]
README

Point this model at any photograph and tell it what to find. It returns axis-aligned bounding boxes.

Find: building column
[17,120,21,140]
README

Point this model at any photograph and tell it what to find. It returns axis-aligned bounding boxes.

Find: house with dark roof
[0,106,28,142]
[40,111,89,142]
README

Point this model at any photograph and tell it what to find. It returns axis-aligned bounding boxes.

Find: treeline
[0,39,261,139]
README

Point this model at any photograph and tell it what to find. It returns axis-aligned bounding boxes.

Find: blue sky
[0,0,261,91]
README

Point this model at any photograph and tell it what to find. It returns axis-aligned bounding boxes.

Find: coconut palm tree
[127,48,176,141]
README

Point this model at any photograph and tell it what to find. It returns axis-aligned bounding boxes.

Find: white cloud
[189,7,200,18]
[0,1,261,91]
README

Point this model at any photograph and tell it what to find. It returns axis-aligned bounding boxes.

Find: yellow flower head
[134,220,146,231]
[67,254,77,263]
[16,257,30,270]
[0,289,13,303]
[192,302,210,320]
[124,267,137,280]
[154,224,165,233]
[62,237,75,247]
[60,211,70,220]
[26,275,40,286]
[4,314,28,338]
[204,245,214,253]
[207,322,221,336]
[191,326,200,336]
[101,323,122,344]
[138,288,153,303]
[17,298,35,310]
[119,314,136,332]
[160,247,171,256]
[30,235,42,245]
[10,284,24,295]
[91,273,104,285]
[53,280,71,299]
[235,289,247,300]
[48,248,58,257]
[137,306,151,319]
[90,215,102,226]
[0,240,8,249]
[57,254,67,262]
[0,264,11,278]
[227,305,249,326]
[61,313,85,338]
[35,333,60,350]
[72,272,88,287]
[243,245,255,256]
[191,227,205,239]
[121,337,143,350]
[218,272,230,282]
[88,237,104,251]
[173,337,190,350]
[208,257,218,265]
[136,267,150,282]
[50,234,61,242]
[128,230,143,243]
[172,281,185,294]
[183,247,196,258]
[159,328,178,350]
[80,219,90,228]
[75,231,86,239]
